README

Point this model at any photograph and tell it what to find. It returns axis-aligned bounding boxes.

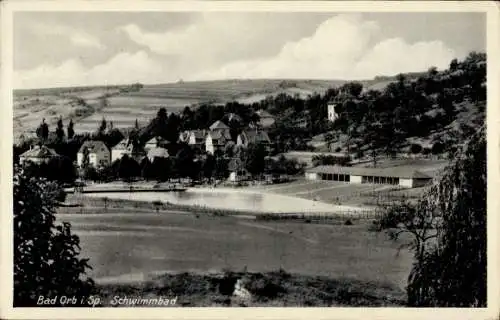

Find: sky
[13,12,485,89]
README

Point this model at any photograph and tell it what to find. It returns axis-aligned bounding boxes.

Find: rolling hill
[12,76,410,143]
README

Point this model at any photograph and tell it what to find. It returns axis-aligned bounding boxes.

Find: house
[236,130,272,152]
[147,147,169,162]
[205,130,232,154]
[209,120,230,132]
[256,110,275,128]
[180,130,206,149]
[19,145,59,165]
[304,165,433,188]
[145,136,170,152]
[77,140,110,168]
[111,138,146,162]
[227,158,250,182]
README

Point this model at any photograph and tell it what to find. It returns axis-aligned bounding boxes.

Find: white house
[77,140,110,168]
[180,130,206,149]
[205,130,232,154]
[19,145,59,165]
[111,138,145,162]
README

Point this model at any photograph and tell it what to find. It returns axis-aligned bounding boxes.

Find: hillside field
[13,77,399,142]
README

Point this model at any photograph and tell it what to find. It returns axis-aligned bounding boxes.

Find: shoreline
[71,191,377,219]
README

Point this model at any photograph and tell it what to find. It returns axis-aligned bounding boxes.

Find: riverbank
[94,269,407,307]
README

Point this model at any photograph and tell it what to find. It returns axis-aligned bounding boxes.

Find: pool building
[305,165,433,188]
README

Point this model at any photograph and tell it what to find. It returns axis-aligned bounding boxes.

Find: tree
[151,157,171,182]
[118,154,140,182]
[431,142,445,155]
[14,165,94,306]
[203,154,216,182]
[36,118,49,142]
[98,117,107,136]
[387,127,486,306]
[56,116,65,142]
[410,143,423,154]
[67,119,75,140]
[245,143,267,177]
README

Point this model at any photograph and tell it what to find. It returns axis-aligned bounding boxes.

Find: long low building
[305,165,433,188]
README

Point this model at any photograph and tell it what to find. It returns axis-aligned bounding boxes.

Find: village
[15,91,448,215]
[9,8,488,310]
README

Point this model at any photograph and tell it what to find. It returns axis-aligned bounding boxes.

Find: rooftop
[307,165,432,179]
[79,140,109,153]
[209,120,229,131]
[20,145,58,158]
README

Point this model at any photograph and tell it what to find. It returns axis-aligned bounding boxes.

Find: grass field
[57,207,413,293]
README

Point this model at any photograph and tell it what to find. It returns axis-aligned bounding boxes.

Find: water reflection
[84,189,343,214]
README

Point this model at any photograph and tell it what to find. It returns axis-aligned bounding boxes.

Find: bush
[422,147,432,155]
[372,203,415,231]
[431,142,445,155]
[14,165,94,306]
[410,143,423,154]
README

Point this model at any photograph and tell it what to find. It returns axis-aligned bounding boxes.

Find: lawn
[57,206,413,294]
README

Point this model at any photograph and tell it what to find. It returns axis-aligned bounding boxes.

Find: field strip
[262,181,321,192]
[237,221,318,245]
[68,221,219,234]
[291,183,359,196]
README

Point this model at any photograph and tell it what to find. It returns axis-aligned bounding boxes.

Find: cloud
[31,22,104,49]
[13,51,166,89]
[192,14,457,81]
[15,14,460,89]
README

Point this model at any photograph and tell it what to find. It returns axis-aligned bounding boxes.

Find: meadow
[57,205,413,302]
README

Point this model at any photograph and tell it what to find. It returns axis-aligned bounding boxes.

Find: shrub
[422,147,432,155]
[410,143,423,154]
[372,202,415,231]
[431,142,446,155]
[14,165,94,306]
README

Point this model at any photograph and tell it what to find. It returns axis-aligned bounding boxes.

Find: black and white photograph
[1,1,498,318]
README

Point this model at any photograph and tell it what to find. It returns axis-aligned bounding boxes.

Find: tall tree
[245,143,267,177]
[389,127,486,307]
[98,117,107,135]
[36,118,49,142]
[67,119,75,140]
[55,116,65,142]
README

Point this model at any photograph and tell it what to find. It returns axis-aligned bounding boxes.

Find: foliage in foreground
[13,165,94,307]
[377,126,486,307]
